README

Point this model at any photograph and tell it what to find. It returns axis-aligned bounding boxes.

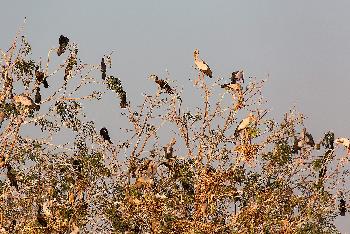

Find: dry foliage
[0,25,349,234]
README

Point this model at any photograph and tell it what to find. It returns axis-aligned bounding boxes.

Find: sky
[1,0,350,232]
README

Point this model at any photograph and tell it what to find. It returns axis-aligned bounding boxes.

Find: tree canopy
[0,26,349,233]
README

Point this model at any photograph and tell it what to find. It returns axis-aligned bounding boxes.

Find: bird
[57,35,69,56]
[101,57,107,80]
[234,113,256,137]
[119,90,128,109]
[64,51,78,81]
[6,164,18,190]
[149,74,174,94]
[322,131,334,150]
[221,83,242,93]
[340,198,346,216]
[193,49,212,78]
[37,205,48,227]
[301,128,315,147]
[34,87,41,104]
[13,94,39,111]
[35,67,49,88]
[100,127,112,144]
[72,159,82,173]
[292,136,302,154]
[319,166,327,179]
[231,70,244,84]
[335,138,350,153]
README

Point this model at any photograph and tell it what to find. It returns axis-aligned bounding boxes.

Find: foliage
[0,26,348,234]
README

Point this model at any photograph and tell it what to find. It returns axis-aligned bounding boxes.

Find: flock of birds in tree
[2,36,350,220]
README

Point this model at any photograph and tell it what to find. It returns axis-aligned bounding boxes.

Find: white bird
[335,138,350,153]
[193,49,212,78]
[234,113,256,137]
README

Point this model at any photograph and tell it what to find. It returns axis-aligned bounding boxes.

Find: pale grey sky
[1,1,350,231]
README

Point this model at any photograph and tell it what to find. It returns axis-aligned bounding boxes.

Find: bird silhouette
[34,87,41,104]
[302,128,315,147]
[57,35,69,56]
[37,205,48,227]
[100,127,112,144]
[119,91,128,109]
[193,49,212,78]
[149,75,174,94]
[101,58,107,80]
[72,159,82,173]
[6,164,18,190]
[340,198,346,216]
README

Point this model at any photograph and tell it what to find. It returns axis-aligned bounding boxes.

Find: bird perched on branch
[100,127,112,144]
[221,83,242,93]
[231,70,244,84]
[335,138,350,153]
[37,205,48,227]
[13,94,39,111]
[119,90,128,108]
[301,128,315,147]
[6,164,18,190]
[34,87,41,104]
[35,67,49,88]
[193,49,212,78]
[57,35,69,56]
[101,57,107,80]
[234,113,256,137]
[340,198,347,216]
[149,74,174,94]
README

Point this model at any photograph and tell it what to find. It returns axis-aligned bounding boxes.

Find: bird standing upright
[6,164,18,190]
[340,198,347,216]
[193,49,212,78]
[101,57,107,80]
[100,127,112,144]
[57,35,69,56]
[34,87,41,104]
[149,74,174,94]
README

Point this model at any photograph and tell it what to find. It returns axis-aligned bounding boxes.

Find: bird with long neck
[193,49,212,84]
[234,113,256,138]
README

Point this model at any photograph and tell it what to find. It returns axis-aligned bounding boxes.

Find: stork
[193,49,212,84]
[234,113,256,137]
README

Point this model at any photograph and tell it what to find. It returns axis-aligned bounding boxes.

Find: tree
[0,25,348,233]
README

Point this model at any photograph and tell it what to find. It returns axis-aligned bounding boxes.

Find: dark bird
[37,205,48,227]
[302,128,315,147]
[149,75,174,94]
[57,35,69,56]
[35,67,49,88]
[72,159,82,173]
[6,164,18,190]
[101,57,107,80]
[193,49,212,78]
[34,87,41,104]
[231,70,244,84]
[322,131,334,150]
[119,90,128,109]
[292,136,302,154]
[340,198,346,216]
[319,166,327,179]
[100,127,112,144]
